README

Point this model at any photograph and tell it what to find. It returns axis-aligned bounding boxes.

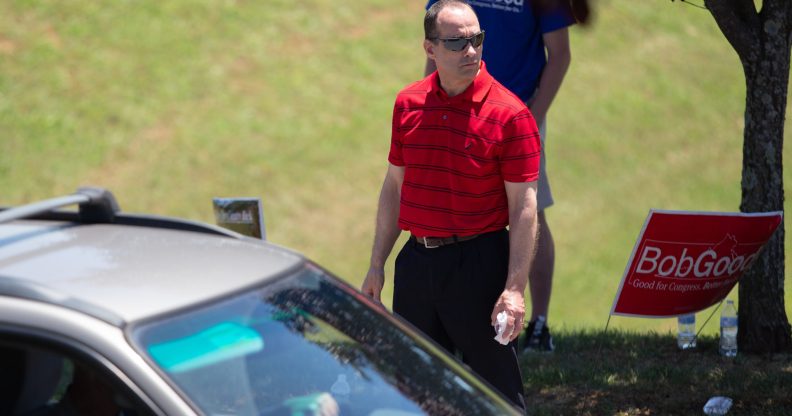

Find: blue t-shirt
[426,0,575,102]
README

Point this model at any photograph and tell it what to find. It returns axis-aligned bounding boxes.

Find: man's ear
[423,39,435,60]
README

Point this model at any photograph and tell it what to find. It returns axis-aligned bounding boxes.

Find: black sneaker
[520,319,554,353]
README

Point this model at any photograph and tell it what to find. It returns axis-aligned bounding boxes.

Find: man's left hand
[491,289,526,342]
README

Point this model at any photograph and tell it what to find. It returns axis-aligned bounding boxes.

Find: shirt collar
[428,61,493,103]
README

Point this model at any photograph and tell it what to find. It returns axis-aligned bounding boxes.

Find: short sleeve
[388,101,405,167]
[500,109,540,182]
[538,4,576,34]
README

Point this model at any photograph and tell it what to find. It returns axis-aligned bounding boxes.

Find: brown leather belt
[411,234,480,249]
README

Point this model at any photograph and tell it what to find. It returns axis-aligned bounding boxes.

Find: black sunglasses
[429,31,485,52]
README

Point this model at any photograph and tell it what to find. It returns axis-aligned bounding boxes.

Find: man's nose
[463,41,477,56]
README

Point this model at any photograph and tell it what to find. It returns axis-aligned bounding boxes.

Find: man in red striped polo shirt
[362,0,539,410]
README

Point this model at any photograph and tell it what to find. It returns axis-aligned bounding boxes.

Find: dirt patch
[43,24,62,49]
[0,36,17,55]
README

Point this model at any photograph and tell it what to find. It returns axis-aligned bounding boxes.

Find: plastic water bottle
[330,374,351,402]
[719,300,738,357]
[677,313,696,350]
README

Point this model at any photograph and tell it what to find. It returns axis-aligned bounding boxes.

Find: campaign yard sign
[212,197,267,240]
[611,210,782,318]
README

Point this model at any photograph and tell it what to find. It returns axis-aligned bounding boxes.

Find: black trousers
[393,229,526,411]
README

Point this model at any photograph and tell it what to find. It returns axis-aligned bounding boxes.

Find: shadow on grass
[520,330,792,415]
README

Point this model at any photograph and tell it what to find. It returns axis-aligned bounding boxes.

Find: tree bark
[706,0,792,354]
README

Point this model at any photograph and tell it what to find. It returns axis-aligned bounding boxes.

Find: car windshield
[130,264,517,416]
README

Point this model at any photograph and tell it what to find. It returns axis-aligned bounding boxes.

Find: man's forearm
[369,172,403,270]
[504,184,538,293]
[492,181,537,340]
[505,209,537,293]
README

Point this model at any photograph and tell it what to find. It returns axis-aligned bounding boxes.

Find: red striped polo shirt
[389,62,541,238]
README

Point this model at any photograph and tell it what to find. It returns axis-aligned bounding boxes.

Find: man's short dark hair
[424,0,476,40]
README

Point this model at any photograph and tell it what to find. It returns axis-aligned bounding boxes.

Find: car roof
[0,190,305,326]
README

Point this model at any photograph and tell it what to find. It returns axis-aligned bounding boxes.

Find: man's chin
[461,64,480,78]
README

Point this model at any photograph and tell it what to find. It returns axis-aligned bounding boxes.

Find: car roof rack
[0,187,241,238]
[0,187,119,224]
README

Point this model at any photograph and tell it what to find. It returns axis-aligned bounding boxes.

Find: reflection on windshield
[132,265,515,416]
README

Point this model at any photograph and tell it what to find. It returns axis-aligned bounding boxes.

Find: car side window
[0,342,156,416]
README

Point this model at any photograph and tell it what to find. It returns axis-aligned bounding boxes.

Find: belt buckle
[422,237,440,249]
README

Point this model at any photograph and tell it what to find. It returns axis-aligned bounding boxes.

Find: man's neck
[439,70,479,97]
[440,80,472,97]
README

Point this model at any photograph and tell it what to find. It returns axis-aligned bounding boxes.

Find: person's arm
[491,180,538,341]
[361,163,405,303]
[527,27,571,126]
[424,58,437,77]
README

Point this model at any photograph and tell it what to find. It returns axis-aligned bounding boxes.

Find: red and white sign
[611,210,782,317]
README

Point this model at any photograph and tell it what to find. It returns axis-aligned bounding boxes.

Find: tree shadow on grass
[520,330,792,415]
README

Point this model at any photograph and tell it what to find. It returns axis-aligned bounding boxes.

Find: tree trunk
[739,66,791,353]
[705,0,792,353]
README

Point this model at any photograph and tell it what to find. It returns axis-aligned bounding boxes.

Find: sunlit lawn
[1,0,790,336]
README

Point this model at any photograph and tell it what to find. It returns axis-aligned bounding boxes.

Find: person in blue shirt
[425,0,575,353]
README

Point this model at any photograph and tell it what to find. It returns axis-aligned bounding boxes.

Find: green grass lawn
[2,0,790,336]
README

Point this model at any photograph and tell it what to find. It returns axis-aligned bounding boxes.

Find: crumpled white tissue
[493,311,510,345]
[703,396,732,415]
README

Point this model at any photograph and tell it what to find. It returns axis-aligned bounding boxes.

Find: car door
[0,298,196,416]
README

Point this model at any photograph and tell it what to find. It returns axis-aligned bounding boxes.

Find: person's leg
[393,240,454,352]
[529,210,555,321]
[523,121,556,352]
[437,231,526,411]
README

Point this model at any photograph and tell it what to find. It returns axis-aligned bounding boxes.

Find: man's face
[424,6,483,90]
